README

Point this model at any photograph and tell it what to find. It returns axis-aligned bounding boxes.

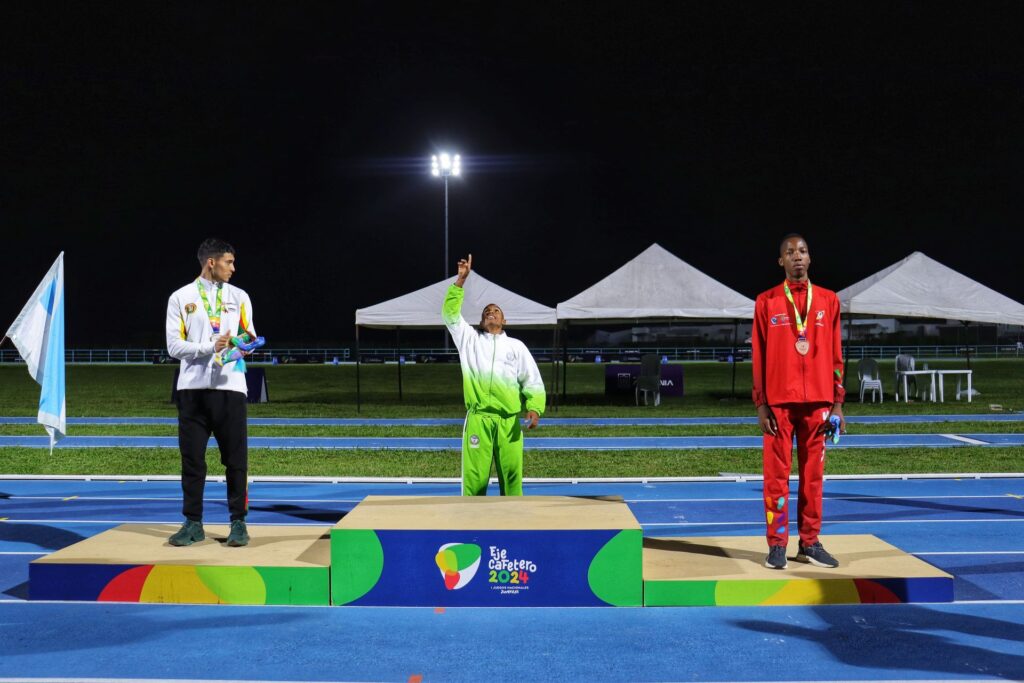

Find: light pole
[431,152,461,280]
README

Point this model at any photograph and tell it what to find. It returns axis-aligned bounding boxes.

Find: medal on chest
[196,279,224,340]
[783,280,813,356]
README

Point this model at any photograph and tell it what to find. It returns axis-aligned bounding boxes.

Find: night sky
[3,3,1023,347]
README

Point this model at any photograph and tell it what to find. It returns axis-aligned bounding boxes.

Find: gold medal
[795,337,810,355]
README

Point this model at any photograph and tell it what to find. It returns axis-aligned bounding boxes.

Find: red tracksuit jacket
[751,280,845,407]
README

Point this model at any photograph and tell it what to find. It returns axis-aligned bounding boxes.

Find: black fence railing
[356,344,1023,363]
[1,344,1021,365]
[0,348,352,364]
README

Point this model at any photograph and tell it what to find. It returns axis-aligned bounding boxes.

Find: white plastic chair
[894,353,915,401]
[857,358,883,403]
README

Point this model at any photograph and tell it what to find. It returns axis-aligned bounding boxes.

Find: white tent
[556,243,755,321]
[354,272,557,411]
[555,243,755,399]
[356,272,556,328]
[838,251,1024,325]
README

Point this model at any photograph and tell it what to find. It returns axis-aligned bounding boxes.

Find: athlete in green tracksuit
[442,254,546,496]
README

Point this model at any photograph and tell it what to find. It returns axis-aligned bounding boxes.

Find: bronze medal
[784,281,813,358]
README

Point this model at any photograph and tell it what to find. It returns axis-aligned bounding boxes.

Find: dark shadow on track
[823,491,1024,522]
[0,523,86,551]
[946,559,1024,601]
[2,607,311,656]
[247,503,347,524]
[734,604,1024,680]
[3,580,29,600]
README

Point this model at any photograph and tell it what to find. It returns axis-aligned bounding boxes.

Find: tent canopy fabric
[555,243,755,321]
[355,272,557,329]
[837,251,1024,325]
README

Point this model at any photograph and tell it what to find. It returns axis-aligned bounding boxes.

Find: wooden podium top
[334,495,642,531]
[32,524,330,567]
[643,535,953,581]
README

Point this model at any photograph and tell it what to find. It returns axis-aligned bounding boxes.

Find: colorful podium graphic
[27,506,955,608]
[642,535,954,606]
[331,496,643,607]
[30,524,330,605]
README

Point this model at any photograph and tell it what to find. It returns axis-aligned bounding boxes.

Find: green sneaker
[168,520,205,547]
[226,519,249,547]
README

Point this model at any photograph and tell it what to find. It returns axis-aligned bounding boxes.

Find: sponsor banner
[603,364,684,397]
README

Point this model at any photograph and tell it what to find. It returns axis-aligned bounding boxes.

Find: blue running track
[1,476,1024,681]
[2,432,1023,449]
[1,413,1021,426]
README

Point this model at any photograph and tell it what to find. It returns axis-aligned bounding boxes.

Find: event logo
[435,543,482,590]
[816,310,825,320]
[487,545,536,594]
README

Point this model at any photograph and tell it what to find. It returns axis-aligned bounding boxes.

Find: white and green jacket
[442,284,546,417]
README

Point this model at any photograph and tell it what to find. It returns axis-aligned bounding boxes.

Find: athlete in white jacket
[443,254,546,496]
[164,238,255,547]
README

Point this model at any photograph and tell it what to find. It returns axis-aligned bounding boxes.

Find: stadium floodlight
[430,151,462,280]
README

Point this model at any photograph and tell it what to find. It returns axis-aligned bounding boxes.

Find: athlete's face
[206,253,236,283]
[480,304,505,333]
[779,237,810,281]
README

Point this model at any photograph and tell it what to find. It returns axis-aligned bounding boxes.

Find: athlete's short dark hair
[197,238,235,266]
[779,233,807,255]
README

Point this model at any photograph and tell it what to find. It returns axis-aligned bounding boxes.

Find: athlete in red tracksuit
[752,234,846,570]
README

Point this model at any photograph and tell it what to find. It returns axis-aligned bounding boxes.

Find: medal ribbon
[196,279,223,334]
[783,280,813,338]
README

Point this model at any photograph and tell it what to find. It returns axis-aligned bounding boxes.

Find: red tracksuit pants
[763,402,832,548]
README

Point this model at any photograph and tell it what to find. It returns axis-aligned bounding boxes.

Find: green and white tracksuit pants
[462,409,525,496]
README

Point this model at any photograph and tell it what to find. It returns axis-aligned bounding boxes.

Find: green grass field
[0,360,1020,478]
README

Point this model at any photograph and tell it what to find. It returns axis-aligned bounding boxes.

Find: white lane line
[626,494,1024,503]
[3,515,1023,526]
[0,519,327,526]
[0,678,366,683]
[641,518,1024,527]
[2,545,1018,556]
[1,496,362,503]
[10,679,977,683]
[0,551,47,555]
[4,494,1019,503]
[913,551,1024,556]
[941,434,989,445]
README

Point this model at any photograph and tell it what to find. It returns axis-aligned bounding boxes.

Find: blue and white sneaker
[797,542,839,568]
[764,545,788,570]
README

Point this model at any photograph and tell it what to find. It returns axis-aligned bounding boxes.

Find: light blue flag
[5,253,65,451]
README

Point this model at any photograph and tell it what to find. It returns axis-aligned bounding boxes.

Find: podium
[642,535,954,606]
[27,501,954,608]
[30,524,329,605]
[331,496,643,607]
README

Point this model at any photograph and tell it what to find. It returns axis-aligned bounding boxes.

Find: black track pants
[176,389,248,521]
